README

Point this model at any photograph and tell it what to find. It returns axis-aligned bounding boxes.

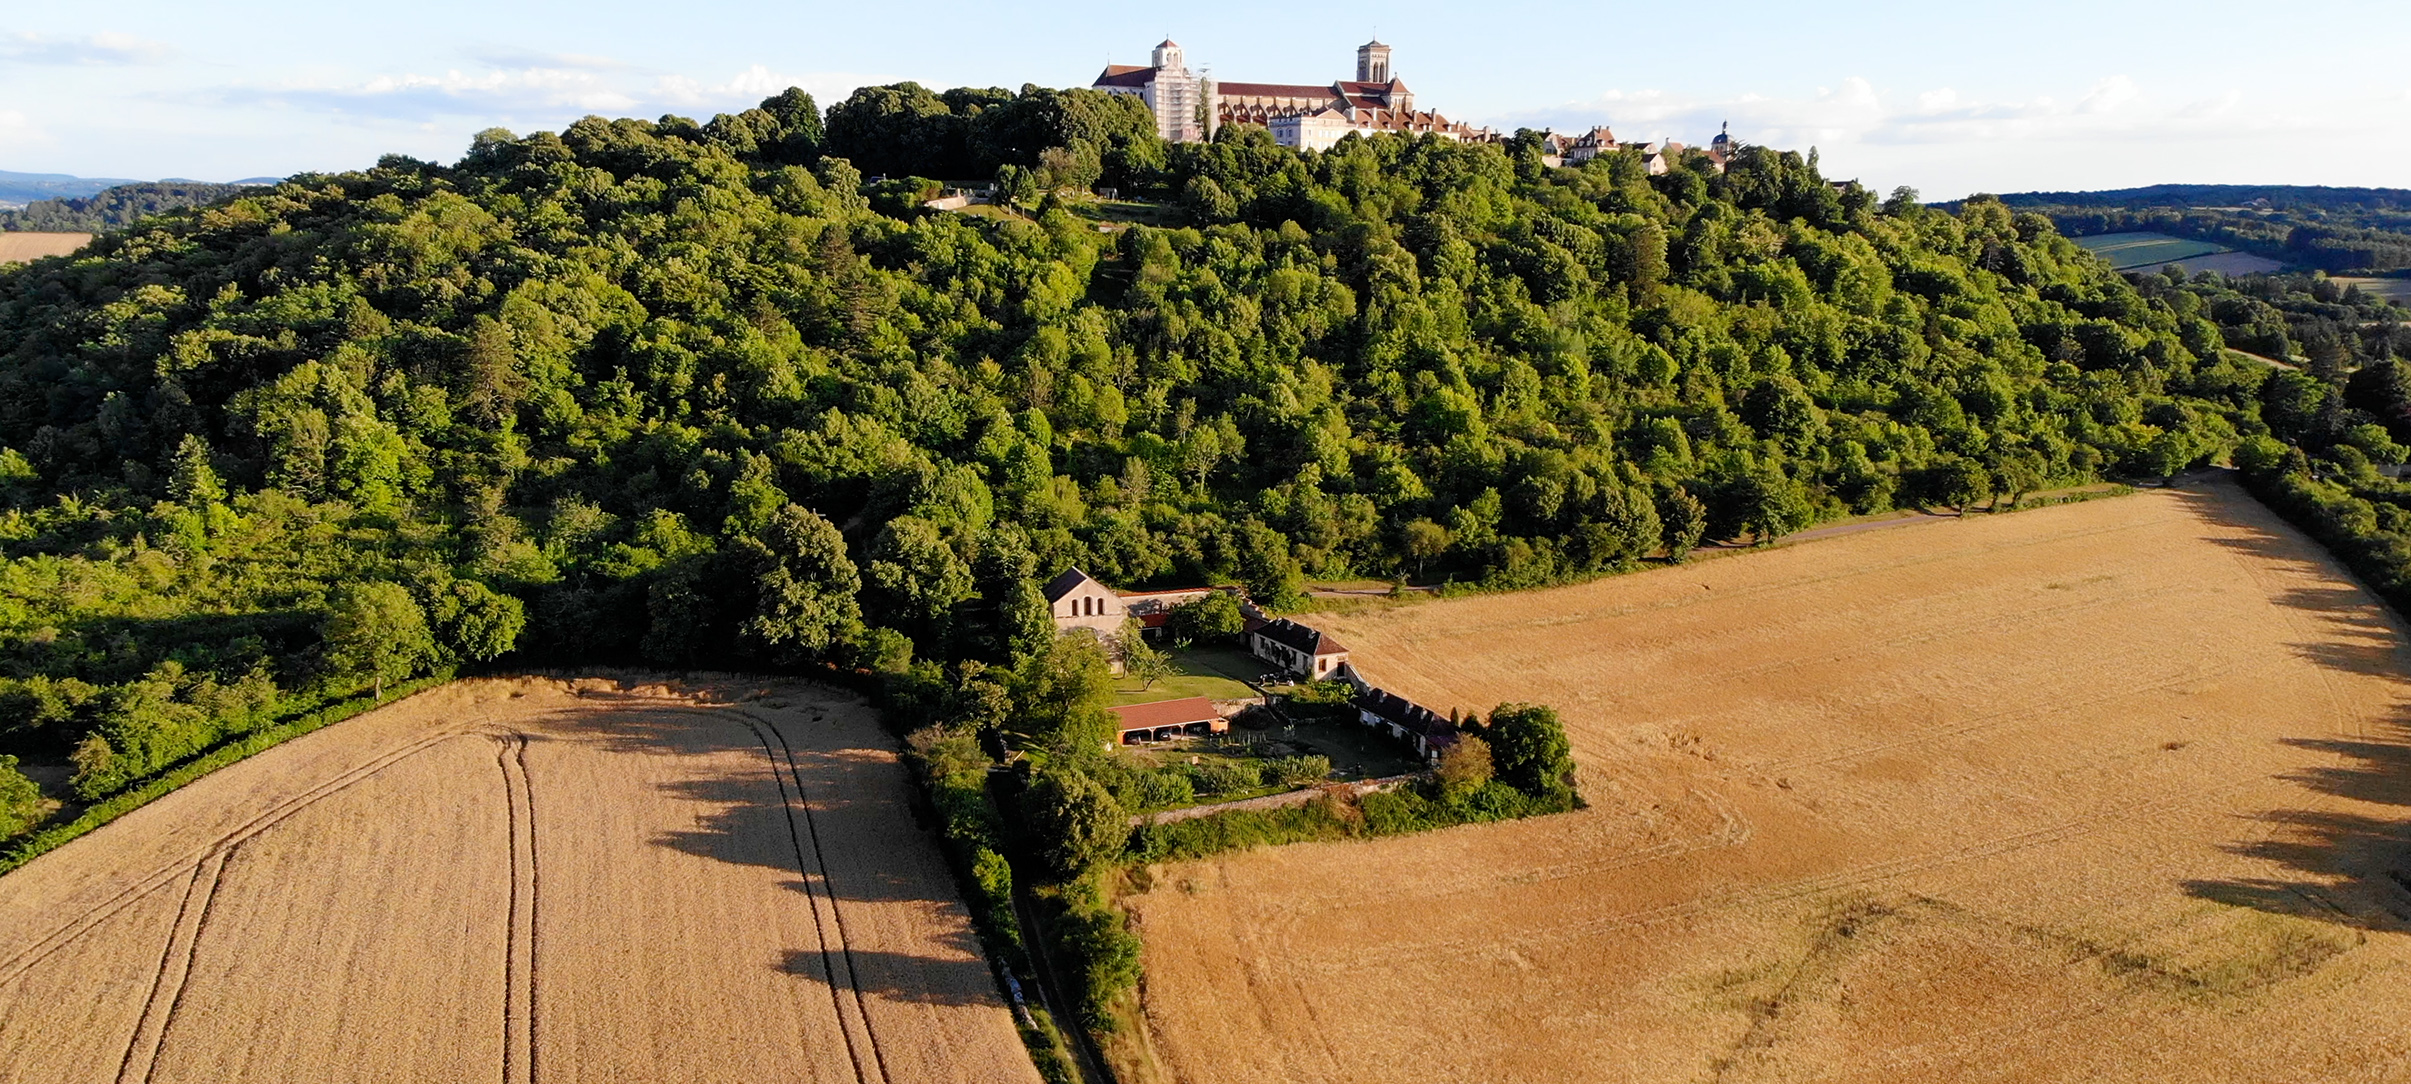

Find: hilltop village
[1094,37,1732,171]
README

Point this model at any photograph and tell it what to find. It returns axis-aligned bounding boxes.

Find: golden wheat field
[1126,480,2411,1083]
[0,675,1038,1084]
[0,233,91,264]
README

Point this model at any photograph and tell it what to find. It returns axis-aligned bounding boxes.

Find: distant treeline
[1990,185,2411,212]
[0,182,254,233]
[1963,186,2411,275]
[2056,207,2411,275]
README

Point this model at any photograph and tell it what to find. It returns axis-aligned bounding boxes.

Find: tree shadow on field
[777,941,1002,1008]
[528,679,996,1005]
[2162,485,2411,930]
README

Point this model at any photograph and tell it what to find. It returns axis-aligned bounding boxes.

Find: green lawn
[2072,232,2230,271]
[1108,642,1264,706]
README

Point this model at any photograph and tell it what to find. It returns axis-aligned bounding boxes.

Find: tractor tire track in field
[495,733,538,1084]
[115,845,231,1084]
[756,713,898,1084]
[727,709,889,1084]
[0,727,480,991]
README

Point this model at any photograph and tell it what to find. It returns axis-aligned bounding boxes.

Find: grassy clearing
[1108,642,1264,707]
[2335,276,2411,303]
[1108,648,1256,707]
[1060,197,1179,231]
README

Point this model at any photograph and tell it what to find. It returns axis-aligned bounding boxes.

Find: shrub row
[0,670,455,877]
[2242,462,2411,613]
[1126,779,1569,866]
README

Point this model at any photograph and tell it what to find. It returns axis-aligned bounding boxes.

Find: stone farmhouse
[1043,568,1244,641]
[1043,567,1127,640]
[1094,38,1495,152]
[1350,687,1460,760]
[1047,567,1463,763]
[1247,617,1352,681]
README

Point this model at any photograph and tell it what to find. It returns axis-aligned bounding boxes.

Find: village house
[1046,570,1255,641]
[1536,123,1733,174]
[1109,696,1229,744]
[1352,686,1460,761]
[1116,585,1220,636]
[1044,568,1127,640]
[1249,617,1351,680]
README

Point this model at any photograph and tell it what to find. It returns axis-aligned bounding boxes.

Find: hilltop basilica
[1093,39,1495,151]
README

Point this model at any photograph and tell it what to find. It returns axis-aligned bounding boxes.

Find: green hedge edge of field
[0,669,456,878]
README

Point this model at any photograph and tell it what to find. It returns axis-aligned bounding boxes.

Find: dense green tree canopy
[4,84,2379,817]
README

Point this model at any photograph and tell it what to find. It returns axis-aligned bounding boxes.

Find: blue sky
[2,0,2405,198]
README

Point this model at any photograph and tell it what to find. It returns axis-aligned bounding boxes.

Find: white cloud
[2076,75,2138,115]
[202,62,892,126]
[0,31,173,66]
[213,66,642,119]
[467,49,631,73]
[1482,73,2411,197]
[1492,73,2407,157]
[653,65,891,111]
[0,109,44,149]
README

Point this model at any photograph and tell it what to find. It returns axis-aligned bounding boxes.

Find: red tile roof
[1109,696,1222,732]
[1215,81,1341,101]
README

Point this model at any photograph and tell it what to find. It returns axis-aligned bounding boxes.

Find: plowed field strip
[115,846,230,1084]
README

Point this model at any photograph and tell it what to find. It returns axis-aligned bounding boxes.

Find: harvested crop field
[1128,480,2411,1083]
[0,676,1038,1084]
[0,232,91,263]
[2161,250,2287,276]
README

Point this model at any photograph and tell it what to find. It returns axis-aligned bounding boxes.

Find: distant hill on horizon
[0,181,263,233]
[0,169,279,210]
[0,170,142,208]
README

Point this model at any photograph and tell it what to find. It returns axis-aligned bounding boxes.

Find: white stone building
[1091,40,1208,144]
[1095,38,1494,150]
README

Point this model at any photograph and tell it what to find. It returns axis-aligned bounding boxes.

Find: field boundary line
[115,845,230,1084]
[0,725,478,990]
[0,671,458,881]
[1369,511,2181,647]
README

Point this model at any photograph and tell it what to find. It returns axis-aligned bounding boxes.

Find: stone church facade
[1093,39,1493,151]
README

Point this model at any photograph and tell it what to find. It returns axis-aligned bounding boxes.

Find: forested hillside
[0,82,2353,832]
